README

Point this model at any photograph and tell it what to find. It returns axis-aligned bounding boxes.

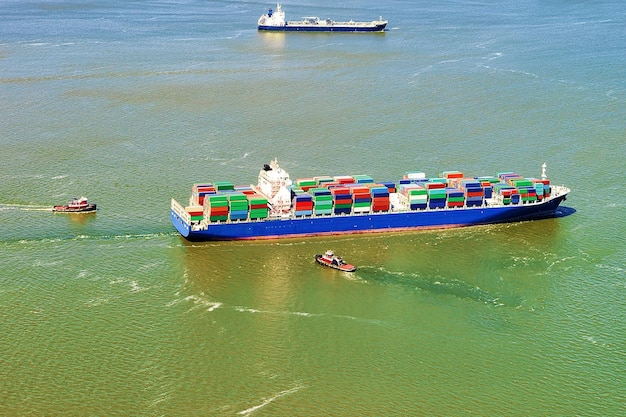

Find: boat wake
[0,203,52,212]
[172,295,392,327]
[238,384,305,416]
[2,231,179,246]
[355,266,512,307]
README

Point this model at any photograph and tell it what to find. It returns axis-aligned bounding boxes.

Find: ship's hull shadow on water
[554,206,576,218]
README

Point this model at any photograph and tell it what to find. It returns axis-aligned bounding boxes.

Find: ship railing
[171,198,191,224]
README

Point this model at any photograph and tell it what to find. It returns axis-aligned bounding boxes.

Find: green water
[1,0,624,415]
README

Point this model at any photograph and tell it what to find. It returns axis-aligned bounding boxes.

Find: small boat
[52,197,97,213]
[315,250,356,272]
[258,4,387,33]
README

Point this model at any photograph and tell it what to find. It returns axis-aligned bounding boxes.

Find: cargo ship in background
[170,160,570,241]
[257,4,387,32]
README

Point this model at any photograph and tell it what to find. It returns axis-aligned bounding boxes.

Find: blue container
[198,190,217,197]
[311,189,331,196]
[446,189,464,198]
[333,207,352,215]
[429,200,446,209]
[379,181,397,192]
[371,187,389,195]
[229,210,249,220]
[410,203,428,210]
[462,180,482,189]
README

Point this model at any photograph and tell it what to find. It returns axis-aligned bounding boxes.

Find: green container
[229,200,249,208]
[428,190,447,198]
[190,215,203,221]
[214,181,235,191]
[352,174,374,183]
[296,179,316,187]
[447,197,465,203]
[228,193,248,202]
[209,215,228,222]
[314,208,333,215]
[248,197,268,205]
[511,179,533,187]
[249,208,268,218]
[207,194,228,202]
[313,195,333,202]
[313,200,333,208]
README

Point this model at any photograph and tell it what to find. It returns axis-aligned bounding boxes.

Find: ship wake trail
[238,384,305,415]
[0,203,52,211]
[358,267,508,306]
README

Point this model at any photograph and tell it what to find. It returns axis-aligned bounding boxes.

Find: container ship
[170,159,570,241]
[258,4,387,33]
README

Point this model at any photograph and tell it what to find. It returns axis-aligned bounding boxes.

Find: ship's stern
[170,198,191,238]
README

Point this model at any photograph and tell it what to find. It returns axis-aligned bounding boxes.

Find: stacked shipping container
[186,168,553,223]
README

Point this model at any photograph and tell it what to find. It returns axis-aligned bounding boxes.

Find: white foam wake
[238,385,304,415]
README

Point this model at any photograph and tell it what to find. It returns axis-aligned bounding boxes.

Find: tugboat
[315,250,356,272]
[52,197,97,213]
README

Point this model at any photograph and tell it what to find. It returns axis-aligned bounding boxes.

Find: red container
[349,185,370,194]
[442,172,464,179]
[333,175,355,184]
[207,206,229,215]
[352,193,372,200]
[295,201,314,210]
[330,187,351,195]
[372,202,390,210]
[425,182,446,189]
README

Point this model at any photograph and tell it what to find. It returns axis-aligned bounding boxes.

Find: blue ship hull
[171,193,567,241]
